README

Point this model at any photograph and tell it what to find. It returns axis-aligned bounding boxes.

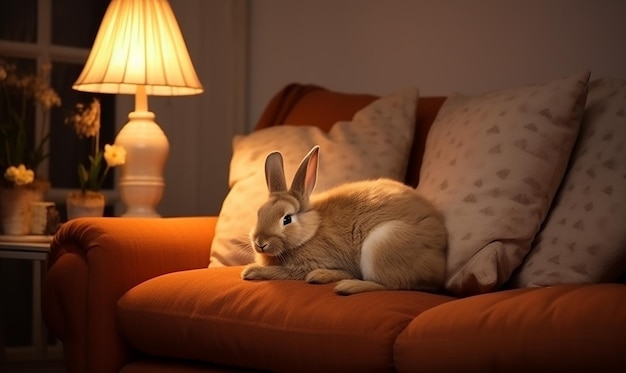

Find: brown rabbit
[241,145,447,295]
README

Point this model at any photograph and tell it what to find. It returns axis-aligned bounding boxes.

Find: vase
[0,180,49,235]
[66,191,106,220]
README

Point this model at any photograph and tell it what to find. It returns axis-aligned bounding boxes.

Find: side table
[0,235,64,372]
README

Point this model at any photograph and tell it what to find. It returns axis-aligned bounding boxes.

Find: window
[0,0,116,218]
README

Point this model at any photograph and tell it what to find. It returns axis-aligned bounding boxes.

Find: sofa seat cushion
[117,266,455,373]
[394,284,626,373]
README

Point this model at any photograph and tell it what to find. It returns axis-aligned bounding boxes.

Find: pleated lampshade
[73,0,203,96]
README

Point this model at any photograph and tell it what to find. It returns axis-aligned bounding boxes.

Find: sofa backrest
[254,83,446,187]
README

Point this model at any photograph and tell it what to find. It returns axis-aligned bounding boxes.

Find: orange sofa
[42,84,626,373]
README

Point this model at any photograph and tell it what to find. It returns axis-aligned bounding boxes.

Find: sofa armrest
[42,216,216,373]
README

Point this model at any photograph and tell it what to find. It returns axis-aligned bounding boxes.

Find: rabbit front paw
[241,264,270,280]
[241,264,298,280]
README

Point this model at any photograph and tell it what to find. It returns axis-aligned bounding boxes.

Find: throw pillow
[416,71,590,296]
[210,88,419,267]
[512,78,626,287]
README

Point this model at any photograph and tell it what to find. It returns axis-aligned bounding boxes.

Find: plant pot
[66,191,106,220]
[0,187,34,235]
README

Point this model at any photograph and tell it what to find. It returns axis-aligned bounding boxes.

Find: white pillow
[512,78,626,287]
[416,71,590,296]
[210,88,419,267]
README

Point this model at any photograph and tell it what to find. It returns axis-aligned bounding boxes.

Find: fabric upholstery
[210,88,419,267]
[255,83,379,132]
[416,71,591,296]
[394,284,626,373]
[117,266,454,373]
[513,78,626,286]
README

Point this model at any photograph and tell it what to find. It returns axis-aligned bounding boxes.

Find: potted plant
[64,98,126,219]
[0,59,61,234]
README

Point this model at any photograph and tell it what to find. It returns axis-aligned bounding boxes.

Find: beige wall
[248,0,626,129]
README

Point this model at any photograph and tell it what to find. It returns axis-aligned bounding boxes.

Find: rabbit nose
[255,241,268,252]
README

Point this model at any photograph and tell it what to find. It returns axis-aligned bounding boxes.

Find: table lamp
[72,0,203,217]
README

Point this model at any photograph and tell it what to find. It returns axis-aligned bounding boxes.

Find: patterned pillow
[512,78,626,287]
[210,88,418,267]
[416,71,590,296]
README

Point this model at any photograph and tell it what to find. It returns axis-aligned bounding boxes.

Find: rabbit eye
[283,215,292,225]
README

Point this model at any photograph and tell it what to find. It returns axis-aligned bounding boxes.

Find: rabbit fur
[241,145,447,295]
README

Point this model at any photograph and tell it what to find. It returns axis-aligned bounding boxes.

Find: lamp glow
[72,0,203,217]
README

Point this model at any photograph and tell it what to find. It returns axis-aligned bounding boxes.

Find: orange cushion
[117,266,454,372]
[394,284,626,373]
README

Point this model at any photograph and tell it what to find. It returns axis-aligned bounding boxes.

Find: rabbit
[241,145,447,295]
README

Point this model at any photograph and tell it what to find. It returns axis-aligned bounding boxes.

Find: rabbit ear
[291,145,319,200]
[265,151,288,193]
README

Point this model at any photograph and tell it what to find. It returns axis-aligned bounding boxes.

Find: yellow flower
[66,98,100,138]
[104,144,126,167]
[4,164,35,186]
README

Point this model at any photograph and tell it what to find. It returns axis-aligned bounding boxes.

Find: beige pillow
[512,78,626,287]
[416,71,590,296]
[210,88,418,267]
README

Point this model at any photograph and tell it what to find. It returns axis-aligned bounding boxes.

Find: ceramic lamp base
[118,178,163,217]
[115,109,169,218]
